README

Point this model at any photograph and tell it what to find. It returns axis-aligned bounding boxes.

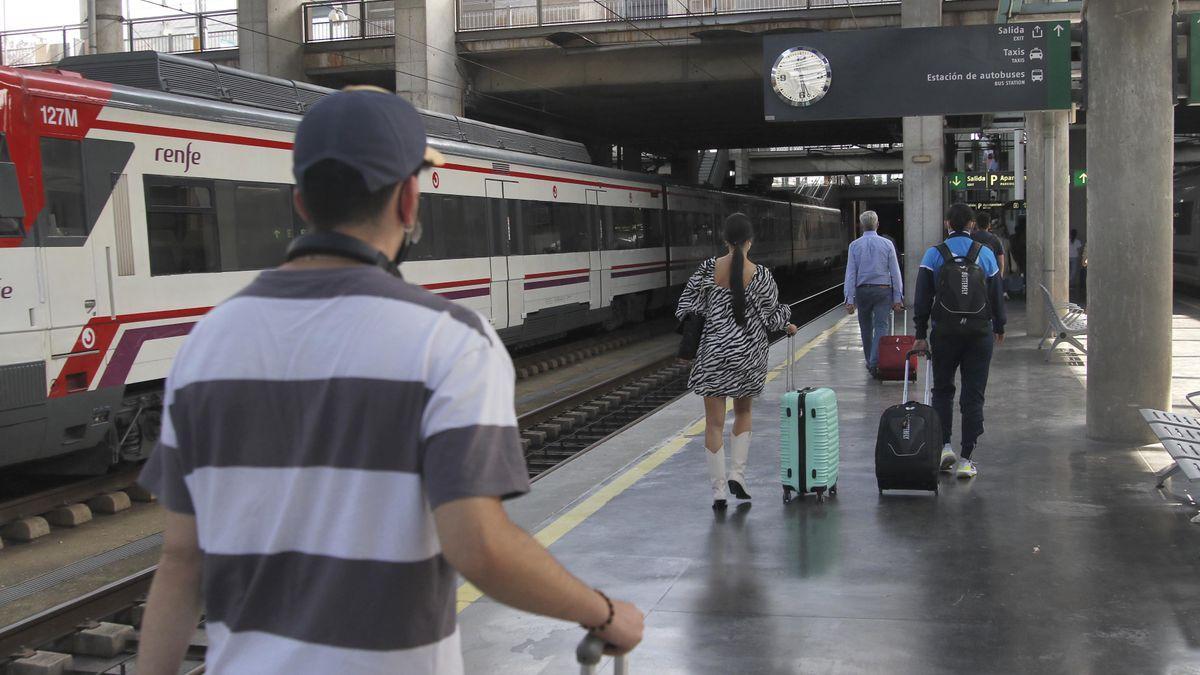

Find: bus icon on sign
[1031,69,1044,82]
[1030,47,1044,61]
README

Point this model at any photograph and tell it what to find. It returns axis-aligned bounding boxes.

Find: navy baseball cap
[292,86,445,192]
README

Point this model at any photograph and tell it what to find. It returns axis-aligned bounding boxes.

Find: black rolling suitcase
[875,349,942,493]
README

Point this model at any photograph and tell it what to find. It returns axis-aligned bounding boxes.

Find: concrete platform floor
[462,302,1200,674]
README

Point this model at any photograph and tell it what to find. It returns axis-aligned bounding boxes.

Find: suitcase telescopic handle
[902,349,934,405]
[577,634,628,675]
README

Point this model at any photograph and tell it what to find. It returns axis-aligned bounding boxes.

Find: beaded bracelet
[581,589,614,631]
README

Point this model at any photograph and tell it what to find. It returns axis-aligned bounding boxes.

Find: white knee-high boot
[728,431,752,499]
[706,445,728,508]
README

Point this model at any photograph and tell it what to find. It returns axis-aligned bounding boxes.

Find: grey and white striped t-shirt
[139,266,529,675]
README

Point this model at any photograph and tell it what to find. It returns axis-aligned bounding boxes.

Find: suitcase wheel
[829,484,838,497]
[782,487,792,504]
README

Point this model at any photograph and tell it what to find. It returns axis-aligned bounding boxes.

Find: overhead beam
[746,152,903,176]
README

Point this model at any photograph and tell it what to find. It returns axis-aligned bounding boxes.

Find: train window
[40,137,87,237]
[145,177,220,275]
[1175,201,1193,237]
[403,194,437,261]
[432,194,491,259]
[514,200,590,255]
[230,184,297,270]
[552,202,589,253]
[515,200,555,254]
[607,207,643,250]
[148,183,212,209]
[0,135,23,237]
[642,209,663,247]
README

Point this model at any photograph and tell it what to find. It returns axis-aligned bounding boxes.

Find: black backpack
[933,241,991,336]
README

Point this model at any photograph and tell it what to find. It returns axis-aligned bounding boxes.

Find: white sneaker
[939,444,957,472]
[957,459,978,479]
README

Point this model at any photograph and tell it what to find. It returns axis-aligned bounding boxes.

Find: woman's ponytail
[723,213,753,326]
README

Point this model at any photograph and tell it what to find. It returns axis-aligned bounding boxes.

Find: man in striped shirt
[136,89,643,674]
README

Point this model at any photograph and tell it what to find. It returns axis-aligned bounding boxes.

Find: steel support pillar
[901,0,944,306]
[1085,0,1173,442]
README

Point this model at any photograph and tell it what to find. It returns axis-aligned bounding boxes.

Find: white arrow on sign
[1053,24,1064,37]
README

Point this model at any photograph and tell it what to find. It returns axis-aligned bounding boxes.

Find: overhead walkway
[458,302,1200,673]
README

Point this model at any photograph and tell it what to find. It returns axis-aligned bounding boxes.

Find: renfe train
[0,53,846,473]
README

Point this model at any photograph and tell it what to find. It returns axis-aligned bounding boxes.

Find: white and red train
[0,53,846,473]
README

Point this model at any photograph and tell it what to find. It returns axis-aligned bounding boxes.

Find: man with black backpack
[912,203,1007,480]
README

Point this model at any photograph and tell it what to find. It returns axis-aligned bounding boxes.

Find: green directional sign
[948,172,967,190]
[1072,169,1088,187]
[763,21,1072,122]
[1190,15,1200,105]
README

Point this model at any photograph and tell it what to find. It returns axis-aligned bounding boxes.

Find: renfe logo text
[155,142,201,173]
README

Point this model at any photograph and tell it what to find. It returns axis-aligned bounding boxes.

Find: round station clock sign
[770,47,832,107]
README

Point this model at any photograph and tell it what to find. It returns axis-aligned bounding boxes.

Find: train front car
[0,68,142,471]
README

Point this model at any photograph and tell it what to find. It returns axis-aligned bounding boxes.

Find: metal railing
[127,10,238,53]
[0,10,237,68]
[303,1,397,42]
[457,0,902,31]
[0,24,87,67]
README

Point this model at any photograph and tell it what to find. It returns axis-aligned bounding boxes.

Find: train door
[586,189,605,310]
[36,136,101,358]
[0,132,40,334]
[485,179,512,329]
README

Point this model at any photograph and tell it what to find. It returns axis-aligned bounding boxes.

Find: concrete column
[81,0,124,54]
[1025,113,1047,335]
[95,0,123,53]
[901,0,944,304]
[1025,110,1069,337]
[670,151,700,184]
[1085,0,1174,442]
[1047,110,1070,316]
[732,149,750,186]
[395,0,463,114]
[238,0,305,81]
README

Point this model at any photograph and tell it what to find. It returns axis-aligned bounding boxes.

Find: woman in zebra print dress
[676,214,796,510]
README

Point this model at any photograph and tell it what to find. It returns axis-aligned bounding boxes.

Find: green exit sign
[948,172,967,190]
[1072,169,1088,187]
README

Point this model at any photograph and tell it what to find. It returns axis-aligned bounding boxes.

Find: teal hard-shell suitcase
[780,336,840,503]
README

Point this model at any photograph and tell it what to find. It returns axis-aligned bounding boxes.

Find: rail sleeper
[6,650,73,675]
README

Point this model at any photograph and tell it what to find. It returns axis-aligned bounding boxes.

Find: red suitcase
[876,310,917,381]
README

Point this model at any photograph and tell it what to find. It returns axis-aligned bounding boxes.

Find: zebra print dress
[676,257,792,398]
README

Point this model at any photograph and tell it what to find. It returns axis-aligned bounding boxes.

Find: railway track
[0,285,842,671]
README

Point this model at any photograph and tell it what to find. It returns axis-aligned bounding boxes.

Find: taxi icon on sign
[1030,47,1044,61]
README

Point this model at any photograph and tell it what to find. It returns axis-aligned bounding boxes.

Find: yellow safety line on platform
[457,315,850,613]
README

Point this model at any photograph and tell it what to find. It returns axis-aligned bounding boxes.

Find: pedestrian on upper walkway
[677,214,797,511]
[913,203,1007,481]
[843,210,904,379]
[135,88,642,675]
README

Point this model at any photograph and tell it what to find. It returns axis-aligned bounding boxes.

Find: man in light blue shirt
[844,210,904,377]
